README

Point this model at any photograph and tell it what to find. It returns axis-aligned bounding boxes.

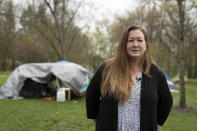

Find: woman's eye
[128,40,134,42]
[138,40,143,42]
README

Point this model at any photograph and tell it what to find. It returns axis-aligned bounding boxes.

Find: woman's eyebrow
[128,36,143,39]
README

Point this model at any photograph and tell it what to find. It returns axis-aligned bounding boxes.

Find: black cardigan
[86,64,173,131]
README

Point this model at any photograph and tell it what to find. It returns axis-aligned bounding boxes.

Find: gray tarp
[0,62,89,99]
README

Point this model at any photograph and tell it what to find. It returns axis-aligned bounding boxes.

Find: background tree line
[0,0,97,71]
[0,0,196,80]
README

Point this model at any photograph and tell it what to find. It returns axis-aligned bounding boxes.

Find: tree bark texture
[177,0,187,109]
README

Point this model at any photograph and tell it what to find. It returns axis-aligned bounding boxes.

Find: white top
[118,73,142,131]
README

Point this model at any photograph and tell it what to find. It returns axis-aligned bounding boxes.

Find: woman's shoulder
[97,62,105,72]
[150,63,163,75]
[149,64,167,83]
[95,60,108,73]
[97,58,114,71]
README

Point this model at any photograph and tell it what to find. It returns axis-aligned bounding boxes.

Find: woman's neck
[129,58,143,74]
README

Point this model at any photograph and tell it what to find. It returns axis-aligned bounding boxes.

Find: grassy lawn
[0,98,95,131]
[158,82,197,131]
[0,73,196,131]
[0,72,10,86]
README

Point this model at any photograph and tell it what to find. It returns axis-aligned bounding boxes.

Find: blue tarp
[163,71,179,93]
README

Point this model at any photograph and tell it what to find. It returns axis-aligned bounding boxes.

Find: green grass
[0,72,197,131]
[158,111,197,131]
[0,71,10,86]
[158,82,197,131]
[0,71,11,75]
[187,79,197,83]
[172,83,197,108]
[0,98,95,131]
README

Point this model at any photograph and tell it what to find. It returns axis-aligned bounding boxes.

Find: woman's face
[127,29,146,59]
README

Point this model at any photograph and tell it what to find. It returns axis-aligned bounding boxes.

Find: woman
[86,25,173,131]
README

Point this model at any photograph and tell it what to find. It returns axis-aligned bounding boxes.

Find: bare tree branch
[34,23,61,59]
[64,1,81,33]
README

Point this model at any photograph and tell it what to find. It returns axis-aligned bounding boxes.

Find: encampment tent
[163,72,179,93]
[0,61,89,99]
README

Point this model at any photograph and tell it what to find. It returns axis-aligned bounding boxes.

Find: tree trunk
[1,60,7,71]
[11,58,16,70]
[186,53,192,78]
[177,0,187,109]
[194,54,197,78]
[187,67,192,78]
[179,42,186,109]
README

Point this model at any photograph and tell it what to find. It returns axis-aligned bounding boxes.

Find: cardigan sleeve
[85,64,104,119]
[157,70,173,126]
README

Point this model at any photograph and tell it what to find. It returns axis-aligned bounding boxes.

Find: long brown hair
[101,25,152,104]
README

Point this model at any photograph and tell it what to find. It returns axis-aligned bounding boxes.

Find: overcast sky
[91,0,138,22]
[84,0,139,30]
[14,0,138,18]
[13,0,139,30]
[94,0,138,14]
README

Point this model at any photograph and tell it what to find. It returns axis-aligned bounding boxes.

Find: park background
[0,0,197,130]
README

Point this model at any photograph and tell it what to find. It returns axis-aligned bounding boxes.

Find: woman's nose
[133,40,138,46]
